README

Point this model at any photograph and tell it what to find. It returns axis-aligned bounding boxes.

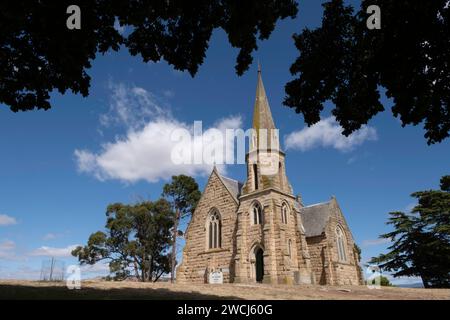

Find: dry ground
[0,280,449,300]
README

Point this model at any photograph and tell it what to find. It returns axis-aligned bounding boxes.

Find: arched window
[207,210,221,249]
[336,226,347,262]
[252,202,263,225]
[288,239,292,259]
[281,202,288,224]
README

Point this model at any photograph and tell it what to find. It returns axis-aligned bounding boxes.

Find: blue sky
[0,0,449,285]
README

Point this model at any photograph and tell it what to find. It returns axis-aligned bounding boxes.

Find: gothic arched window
[207,210,221,249]
[336,226,347,262]
[288,239,293,260]
[252,203,263,225]
[281,202,289,224]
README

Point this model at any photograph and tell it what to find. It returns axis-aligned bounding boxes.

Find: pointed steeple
[252,65,276,131]
[250,65,279,152]
[243,64,292,196]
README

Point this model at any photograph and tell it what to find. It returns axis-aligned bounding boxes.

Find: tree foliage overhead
[0,0,297,112]
[284,0,450,144]
[72,199,174,281]
[370,175,450,288]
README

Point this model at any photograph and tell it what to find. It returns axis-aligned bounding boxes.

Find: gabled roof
[211,167,243,203]
[300,201,333,237]
[219,175,243,202]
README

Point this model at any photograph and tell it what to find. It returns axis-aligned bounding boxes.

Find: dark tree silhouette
[284,0,450,144]
[0,1,297,112]
[370,175,450,288]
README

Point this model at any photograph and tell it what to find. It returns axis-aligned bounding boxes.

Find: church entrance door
[255,248,264,283]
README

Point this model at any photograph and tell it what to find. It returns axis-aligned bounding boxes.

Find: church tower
[242,64,293,196]
[233,67,313,284]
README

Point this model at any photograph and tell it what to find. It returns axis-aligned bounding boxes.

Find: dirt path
[0,280,448,300]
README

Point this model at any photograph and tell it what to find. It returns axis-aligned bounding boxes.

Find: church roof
[218,173,243,202]
[300,201,332,237]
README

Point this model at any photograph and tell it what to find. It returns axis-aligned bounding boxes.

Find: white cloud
[0,240,16,259]
[0,214,17,226]
[0,265,42,280]
[362,238,391,247]
[99,82,167,130]
[30,245,79,258]
[347,156,357,164]
[76,82,243,183]
[42,233,60,241]
[403,202,417,213]
[285,117,377,152]
[75,116,242,183]
[163,89,175,98]
[80,263,109,273]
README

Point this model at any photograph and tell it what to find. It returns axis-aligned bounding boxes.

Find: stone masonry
[177,67,363,285]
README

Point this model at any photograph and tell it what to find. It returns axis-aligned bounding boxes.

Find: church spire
[251,65,278,152]
[252,64,276,131]
[244,65,291,196]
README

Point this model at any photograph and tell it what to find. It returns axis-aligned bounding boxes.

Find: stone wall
[323,198,363,285]
[305,235,331,285]
[234,189,313,285]
[178,170,361,286]
[176,170,239,283]
[304,198,363,286]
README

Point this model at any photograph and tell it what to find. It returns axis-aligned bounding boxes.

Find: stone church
[177,68,363,285]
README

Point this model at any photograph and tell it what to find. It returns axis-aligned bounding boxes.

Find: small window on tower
[279,162,283,190]
[281,203,288,224]
[253,164,259,190]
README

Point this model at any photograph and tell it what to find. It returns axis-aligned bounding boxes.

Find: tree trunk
[133,257,140,280]
[148,255,153,282]
[171,208,180,283]
[155,270,164,282]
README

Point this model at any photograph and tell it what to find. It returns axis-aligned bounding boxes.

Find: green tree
[370,175,450,288]
[72,199,174,282]
[0,1,297,112]
[162,175,201,283]
[367,275,392,286]
[284,0,450,144]
[379,276,392,287]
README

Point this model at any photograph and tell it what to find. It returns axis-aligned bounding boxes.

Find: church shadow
[0,283,243,300]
